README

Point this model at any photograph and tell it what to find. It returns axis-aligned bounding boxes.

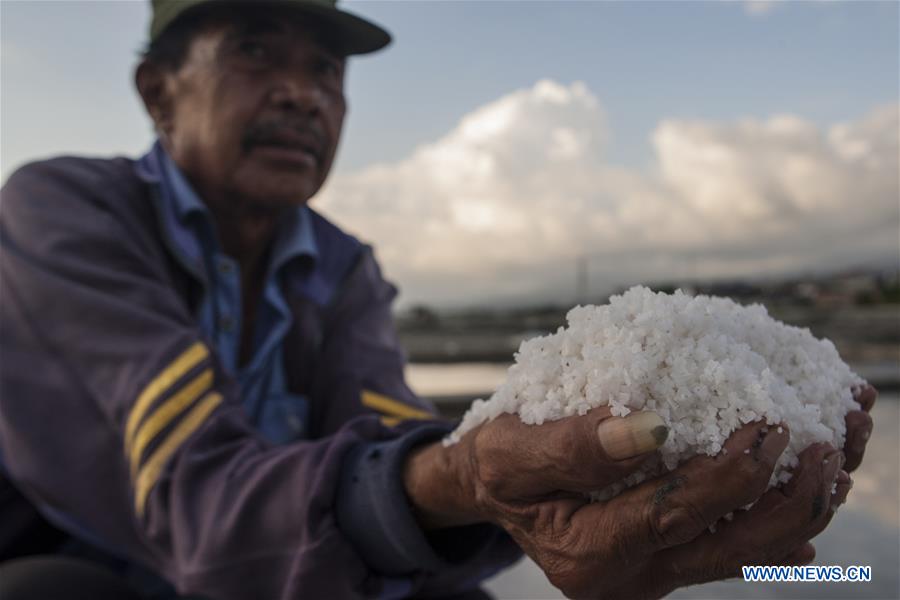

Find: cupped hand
[612,440,850,599]
[416,411,847,600]
[637,383,877,598]
[405,399,859,600]
[492,420,848,600]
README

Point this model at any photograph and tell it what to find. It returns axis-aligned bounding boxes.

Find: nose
[268,72,324,115]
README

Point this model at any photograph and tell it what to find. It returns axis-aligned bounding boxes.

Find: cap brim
[290,2,391,55]
[153,0,391,56]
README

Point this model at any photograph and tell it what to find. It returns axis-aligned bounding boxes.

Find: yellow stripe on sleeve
[125,342,208,451]
[380,416,402,427]
[134,391,223,517]
[128,369,214,478]
[361,389,432,421]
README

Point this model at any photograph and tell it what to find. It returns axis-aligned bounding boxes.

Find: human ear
[135,61,174,137]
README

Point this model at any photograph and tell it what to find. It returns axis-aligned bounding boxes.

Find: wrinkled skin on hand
[414,385,876,600]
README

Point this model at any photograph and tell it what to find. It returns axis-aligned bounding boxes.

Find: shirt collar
[270,201,319,273]
[156,141,209,223]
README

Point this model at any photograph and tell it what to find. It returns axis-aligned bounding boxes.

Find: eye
[238,39,269,62]
[317,57,342,79]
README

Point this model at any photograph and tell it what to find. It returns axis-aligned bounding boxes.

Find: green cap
[149,0,391,55]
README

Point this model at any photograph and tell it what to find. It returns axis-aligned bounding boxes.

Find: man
[0,1,876,598]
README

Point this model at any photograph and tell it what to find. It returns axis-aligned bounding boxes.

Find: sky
[2,0,898,307]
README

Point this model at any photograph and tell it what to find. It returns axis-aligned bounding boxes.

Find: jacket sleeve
[306,243,523,595]
[0,160,521,599]
[311,245,436,436]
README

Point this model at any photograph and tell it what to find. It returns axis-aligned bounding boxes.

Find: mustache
[241,119,326,157]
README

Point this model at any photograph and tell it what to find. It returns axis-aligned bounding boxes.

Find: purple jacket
[0,156,521,598]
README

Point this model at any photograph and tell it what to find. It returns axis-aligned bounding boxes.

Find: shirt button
[219,315,236,333]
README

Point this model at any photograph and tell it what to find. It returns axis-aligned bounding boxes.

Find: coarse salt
[446,286,863,500]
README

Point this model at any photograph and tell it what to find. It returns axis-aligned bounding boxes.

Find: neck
[211,207,281,282]
[162,141,283,278]
[210,204,281,368]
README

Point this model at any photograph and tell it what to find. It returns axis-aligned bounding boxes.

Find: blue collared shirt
[150,140,314,443]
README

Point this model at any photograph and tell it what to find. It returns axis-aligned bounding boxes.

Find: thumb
[551,409,669,495]
[489,408,668,498]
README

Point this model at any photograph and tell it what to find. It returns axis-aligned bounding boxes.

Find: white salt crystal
[446,286,863,500]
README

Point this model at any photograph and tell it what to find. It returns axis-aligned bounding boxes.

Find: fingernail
[835,473,852,507]
[756,422,789,459]
[597,412,668,460]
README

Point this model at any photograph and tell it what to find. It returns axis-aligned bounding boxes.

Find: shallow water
[480,395,900,600]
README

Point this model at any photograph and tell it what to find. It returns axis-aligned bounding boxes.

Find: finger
[778,542,816,567]
[853,384,877,413]
[670,542,815,582]
[734,445,842,553]
[475,407,665,499]
[553,409,667,492]
[754,443,841,530]
[651,444,841,584]
[828,470,852,514]
[764,445,844,541]
[842,410,873,473]
[579,420,790,556]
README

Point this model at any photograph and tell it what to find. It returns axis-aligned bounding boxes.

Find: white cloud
[316,80,899,307]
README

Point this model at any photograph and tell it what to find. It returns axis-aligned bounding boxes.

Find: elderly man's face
[139,9,346,213]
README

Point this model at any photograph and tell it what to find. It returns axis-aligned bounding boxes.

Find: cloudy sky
[2,1,898,307]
